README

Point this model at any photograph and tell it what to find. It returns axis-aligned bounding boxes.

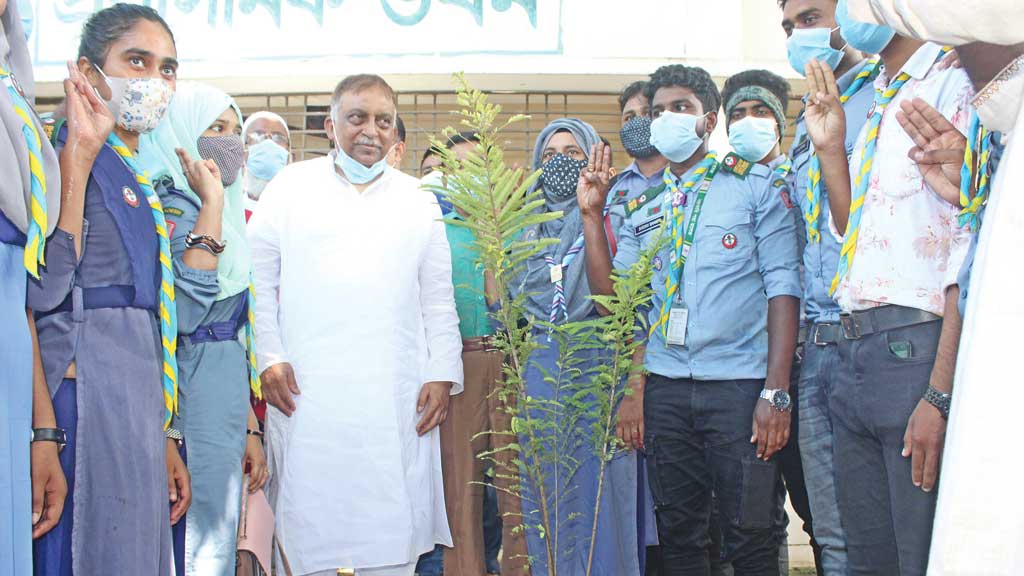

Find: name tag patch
[634,216,662,237]
[792,136,810,159]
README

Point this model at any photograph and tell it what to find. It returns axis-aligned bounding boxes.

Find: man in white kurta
[247,74,463,576]
[849,3,1024,574]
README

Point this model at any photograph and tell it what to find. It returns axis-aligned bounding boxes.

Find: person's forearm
[628,344,647,394]
[581,211,614,314]
[818,149,854,235]
[57,151,92,257]
[247,406,259,431]
[765,296,800,390]
[182,197,224,271]
[930,285,962,394]
[28,311,57,429]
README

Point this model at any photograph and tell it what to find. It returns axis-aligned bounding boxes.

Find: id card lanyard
[654,158,720,346]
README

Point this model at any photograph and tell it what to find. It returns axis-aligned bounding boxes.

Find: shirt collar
[881,42,945,85]
[619,161,642,178]
[767,154,790,172]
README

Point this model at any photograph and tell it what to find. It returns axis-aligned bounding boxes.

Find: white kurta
[247,156,464,575]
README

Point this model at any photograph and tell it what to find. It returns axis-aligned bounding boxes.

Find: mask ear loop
[84,59,111,101]
[830,25,850,53]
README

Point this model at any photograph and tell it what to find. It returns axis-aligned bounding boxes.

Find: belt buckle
[812,325,829,347]
[839,313,860,340]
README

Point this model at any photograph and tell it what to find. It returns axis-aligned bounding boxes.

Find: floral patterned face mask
[94,65,174,135]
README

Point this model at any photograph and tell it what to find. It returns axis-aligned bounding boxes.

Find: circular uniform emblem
[652,256,663,271]
[722,233,738,250]
[724,155,737,168]
[122,186,139,208]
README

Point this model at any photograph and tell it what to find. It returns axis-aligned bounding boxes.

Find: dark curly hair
[721,69,791,115]
[618,80,648,113]
[645,65,721,116]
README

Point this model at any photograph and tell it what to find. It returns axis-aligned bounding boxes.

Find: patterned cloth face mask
[540,153,588,201]
[94,64,173,135]
[620,116,659,159]
[198,135,245,187]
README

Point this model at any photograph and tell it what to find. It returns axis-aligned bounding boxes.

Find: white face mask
[972,55,1024,134]
[94,64,174,135]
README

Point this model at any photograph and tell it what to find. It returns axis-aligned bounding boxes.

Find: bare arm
[803,59,853,234]
[578,143,615,313]
[175,148,225,272]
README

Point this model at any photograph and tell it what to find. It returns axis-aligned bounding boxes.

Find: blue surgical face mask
[335,146,390,184]
[728,117,779,163]
[246,139,289,181]
[649,111,708,163]
[787,27,845,76]
[836,0,895,54]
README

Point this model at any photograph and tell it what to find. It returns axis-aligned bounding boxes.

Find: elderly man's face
[245,117,290,152]
[326,85,397,167]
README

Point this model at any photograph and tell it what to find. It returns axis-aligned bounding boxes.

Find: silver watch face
[771,390,792,412]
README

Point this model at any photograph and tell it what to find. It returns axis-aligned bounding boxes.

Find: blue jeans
[797,338,848,575]
[644,375,781,576]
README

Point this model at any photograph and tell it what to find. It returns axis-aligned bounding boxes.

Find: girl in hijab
[511,118,641,576]
[139,81,267,576]
[30,4,192,574]
[1,0,70,569]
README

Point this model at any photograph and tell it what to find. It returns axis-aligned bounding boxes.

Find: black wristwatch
[31,428,67,453]
[759,388,793,413]
[924,386,952,420]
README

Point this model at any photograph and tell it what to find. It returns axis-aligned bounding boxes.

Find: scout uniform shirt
[613,153,802,380]
[789,59,878,325]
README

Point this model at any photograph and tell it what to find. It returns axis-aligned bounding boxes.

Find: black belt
[839,305,940,340]
[798,322,842,346]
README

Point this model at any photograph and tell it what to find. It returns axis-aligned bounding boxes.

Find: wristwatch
[759,388,792,413]
[924,385,952,420]
[31,428,67,452]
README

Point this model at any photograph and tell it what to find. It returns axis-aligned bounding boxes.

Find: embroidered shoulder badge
[625,183,666,218]
[721,153,752,179]
[164,206,185,217]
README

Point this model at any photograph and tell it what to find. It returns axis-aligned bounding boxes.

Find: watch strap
[924,385,952,420]
[31,427,66,450]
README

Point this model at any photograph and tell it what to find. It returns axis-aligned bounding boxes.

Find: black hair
[618,80,648,113]
[721,69,791,114]
[445,131,480,149]
[396,115,406,142]
[78,3,175,68]
[331,74,397,111]
[420,146,439,168]
[645,65,722,116]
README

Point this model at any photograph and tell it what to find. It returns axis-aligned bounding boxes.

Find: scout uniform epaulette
[720,152,753,179]
[625,183,667,218]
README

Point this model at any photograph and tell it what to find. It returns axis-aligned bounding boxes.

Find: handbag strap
[274,535,294,576]
[238,474,250,540]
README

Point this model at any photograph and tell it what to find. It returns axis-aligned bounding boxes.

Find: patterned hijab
[138,82,250,300]
[0,0,60,237]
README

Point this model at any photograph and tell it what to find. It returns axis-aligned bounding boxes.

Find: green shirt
[445,217,494,338]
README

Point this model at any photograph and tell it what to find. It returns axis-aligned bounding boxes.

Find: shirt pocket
[699,211,754,265]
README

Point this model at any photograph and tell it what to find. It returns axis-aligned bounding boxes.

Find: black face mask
[620,116,659,159]
[197,135,245,187]
[540,153,588,201]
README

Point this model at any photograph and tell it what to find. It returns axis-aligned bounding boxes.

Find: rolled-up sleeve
[164,195,219,334]
[28,225,84,312]
[247,182,287,374]
[754,179,802,299]
[419,202,464,394]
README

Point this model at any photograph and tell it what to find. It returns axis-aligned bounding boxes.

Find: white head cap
[242,111,290,143]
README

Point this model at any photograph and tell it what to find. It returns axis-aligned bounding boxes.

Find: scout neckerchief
[773,160,793,187]
[1,63,48,277]
[108,133,180,429]
[246,280,261,398]
[958,110,993,231]
[545,204,609,324]
[831,47,952,296]
[651,153,719,339]
[804,58,881,244]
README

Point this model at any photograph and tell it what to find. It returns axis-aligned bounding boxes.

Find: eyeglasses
[246,130,290,147]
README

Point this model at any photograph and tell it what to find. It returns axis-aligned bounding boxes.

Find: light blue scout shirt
[789,59,877,325]
[614,153,802,381]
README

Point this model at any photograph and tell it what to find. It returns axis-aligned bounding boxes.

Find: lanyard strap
[651,155,719,338]
[958,110,993,231]
[804,58,882,244]
[0,63,49,278]
[831,47,952,296]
